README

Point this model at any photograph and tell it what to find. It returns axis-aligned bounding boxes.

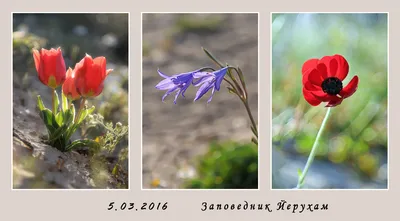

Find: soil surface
[142,14,259,188]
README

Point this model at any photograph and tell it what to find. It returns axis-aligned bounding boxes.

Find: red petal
[62,68,80,100]
[310,90,330,101]
[333,54,349,80]
[93,56,106,67]
[316,63,328,79]
[318,56,333,77]
[65,67,73,78]
[74,56,89,96]
[303,81,320,91]
[325,97,343,107]
[339,75,359,98]
[84,54,94,66]
[41,50,58,86]
[302,58,318,75]
[328,57,338,78]
[55,48,66,85]
[309,89,345,105]
[106,69,113,76]
[308,68,324,86]
[32,49,47,85]
[303,88,321,106]
[93,82,105,97]
[32,49,41,74]
[93,56,107,78]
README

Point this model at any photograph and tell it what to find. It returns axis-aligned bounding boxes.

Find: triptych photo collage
[12,12,388,191]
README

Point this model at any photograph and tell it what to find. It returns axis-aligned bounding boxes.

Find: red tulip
[32,47,66,89]
[74,54,113,98]
[302,54,359,107]
[62,68,80,101]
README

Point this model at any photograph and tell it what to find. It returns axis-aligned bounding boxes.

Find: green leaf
[226,67,243,97]
[77,106,95,124]
[236,67,247,91]
[250,125,258,138]
[65,139,101,152]
[227,86,237,94]
[48,109,74,143]
[63,104,82,142]
[37,95,46,111]
[226,66,235,79]
[70,103,76,123]
[55,112,64,126]
[64,108,74,124]
[197,67,217,72]
[64,124,79,143]
[39,109,58,134]
[87,106,95,115]
[112,164,118,175]
[202,47,224,68]
[53,90,60,114]
[251,137,258,145]
[61,91,68,112]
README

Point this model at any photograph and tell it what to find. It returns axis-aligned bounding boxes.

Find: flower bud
[32,47,66,89]
[74,54,113,98]
[62,68,80,100]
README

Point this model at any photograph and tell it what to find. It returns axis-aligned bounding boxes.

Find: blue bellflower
[193,67,229,103]
[155,69,200,104]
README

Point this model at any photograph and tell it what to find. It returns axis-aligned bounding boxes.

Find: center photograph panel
[142,13,259,189]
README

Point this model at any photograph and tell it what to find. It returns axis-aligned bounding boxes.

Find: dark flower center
[321,77,343,95]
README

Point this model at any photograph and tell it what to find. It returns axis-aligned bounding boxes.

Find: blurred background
[142,13,258,189]
[13,13,129,189]
[272,13,388,189]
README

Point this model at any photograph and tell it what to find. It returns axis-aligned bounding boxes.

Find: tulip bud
[62,68,81,101]
[32,47,66,89]
[74,54,113,98]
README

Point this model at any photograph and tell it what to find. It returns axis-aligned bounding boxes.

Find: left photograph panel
[12,13,129,189]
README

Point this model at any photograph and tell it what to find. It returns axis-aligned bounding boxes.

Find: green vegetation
[175,14,223,33]
[184,141,258,189]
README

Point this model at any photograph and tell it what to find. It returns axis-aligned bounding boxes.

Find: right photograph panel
[271,13,388,189]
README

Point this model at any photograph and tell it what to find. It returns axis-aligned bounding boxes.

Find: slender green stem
[52,88,56,114]
[296,107,332,189]
[203,48,258,142]
[242,99,258,137]
[223,78,237,91]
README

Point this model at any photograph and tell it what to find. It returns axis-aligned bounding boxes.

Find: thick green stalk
[296,107,332,189]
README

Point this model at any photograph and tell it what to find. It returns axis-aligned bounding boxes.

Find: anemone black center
[321,77,343,95]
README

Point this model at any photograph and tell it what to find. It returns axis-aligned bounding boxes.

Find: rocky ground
[142,13,259,188]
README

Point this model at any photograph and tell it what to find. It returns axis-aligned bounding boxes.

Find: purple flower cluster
[155,67,229,104]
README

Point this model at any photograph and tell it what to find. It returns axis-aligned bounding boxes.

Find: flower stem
[224,76,258,142]
[52,88,56,114]
[296,107,332,189]
[75,98,86,123]
[243,99,258,137]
